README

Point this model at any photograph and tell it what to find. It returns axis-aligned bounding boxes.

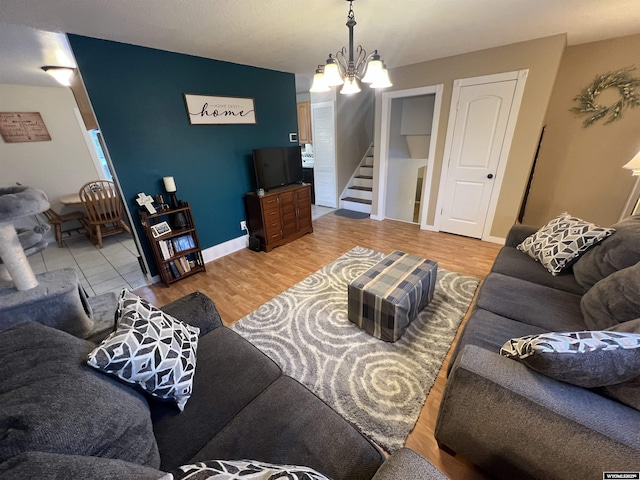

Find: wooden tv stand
[244,183,313,252]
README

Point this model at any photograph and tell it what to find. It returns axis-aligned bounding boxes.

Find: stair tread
[355,175,373,179]
[349,186,373,191]
[342,197,372,204]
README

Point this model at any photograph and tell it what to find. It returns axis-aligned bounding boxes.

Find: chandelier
[310,0,392,94]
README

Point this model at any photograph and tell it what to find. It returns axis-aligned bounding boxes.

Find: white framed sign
[183,94,256,125]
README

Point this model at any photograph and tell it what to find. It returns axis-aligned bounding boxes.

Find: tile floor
[312,204,335,220]
[26,207,333,298]
[28,232,150,297]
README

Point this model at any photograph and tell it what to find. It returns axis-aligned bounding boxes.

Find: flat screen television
[253,146,303,191]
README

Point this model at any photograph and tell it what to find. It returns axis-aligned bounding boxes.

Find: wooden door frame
[375,85,444,230]
[434,69,528,242]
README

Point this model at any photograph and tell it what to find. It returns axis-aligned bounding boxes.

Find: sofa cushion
[491,247,585,295]
[476,273,586,331]
[88,290,199,411]
[152,327,282,471]
[448,309,548,373]
[500,330,640,388]
[573,214,640,290]
[0,322,159,467]
[190,376,384,480]
[174,459,329,480]
[517,212,614,275]
[581,263,640,330]
[160,291,223,336]
[0,451,170,480]
[600,379,640,411]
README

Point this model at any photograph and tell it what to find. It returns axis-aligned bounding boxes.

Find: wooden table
[58,193,82,206]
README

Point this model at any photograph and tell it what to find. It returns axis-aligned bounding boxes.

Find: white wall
[385,95,434,222]
[1,84,101,227]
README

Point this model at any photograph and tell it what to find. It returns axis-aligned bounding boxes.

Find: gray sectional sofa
[0,286,446,479]
[435,217,640,479]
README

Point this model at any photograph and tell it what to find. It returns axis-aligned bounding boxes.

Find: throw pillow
[500,330,640,388]
[175,459,330,480]
[88,290,200,411]
[0,322,160,467]
[573,214,640,289]
[517,212,615,276]
[581,262,640,330]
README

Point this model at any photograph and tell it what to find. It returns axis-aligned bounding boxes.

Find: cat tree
[0,186,50,290]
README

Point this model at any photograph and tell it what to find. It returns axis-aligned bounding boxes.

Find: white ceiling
[2,0,640,92]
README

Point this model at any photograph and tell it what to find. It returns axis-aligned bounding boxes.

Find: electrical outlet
[240,220,247,231]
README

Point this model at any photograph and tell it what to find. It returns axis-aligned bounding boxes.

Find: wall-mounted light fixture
[41,66,76,87]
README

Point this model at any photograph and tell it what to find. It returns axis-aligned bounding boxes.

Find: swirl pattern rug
[231,246,479,452]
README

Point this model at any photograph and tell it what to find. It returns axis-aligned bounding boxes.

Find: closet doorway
[378,85,443,229]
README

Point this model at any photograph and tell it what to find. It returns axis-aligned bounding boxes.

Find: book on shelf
[168,260,180,278]
[174,258,186,275]
[178,256,191,273]
[159,241,171,260]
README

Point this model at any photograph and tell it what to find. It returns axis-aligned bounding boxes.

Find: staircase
[340,145,374,214]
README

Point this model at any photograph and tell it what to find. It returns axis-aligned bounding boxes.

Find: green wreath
[571,67,640,127]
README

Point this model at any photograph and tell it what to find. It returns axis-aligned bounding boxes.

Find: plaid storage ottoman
[348,251,438,342]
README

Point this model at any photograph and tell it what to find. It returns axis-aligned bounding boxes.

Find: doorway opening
[378,85,443,230]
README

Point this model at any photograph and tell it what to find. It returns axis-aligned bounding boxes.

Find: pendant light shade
[323,59,344,87]
[340,77,361,95]
[361,55,383,84]
[370,65,393,89]
[310,66,330,93]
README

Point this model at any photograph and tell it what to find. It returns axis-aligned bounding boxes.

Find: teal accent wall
[68,35,298,275]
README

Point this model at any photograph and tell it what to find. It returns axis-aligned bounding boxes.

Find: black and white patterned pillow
[87,290,199,411]
[500,330,640,388]
[517,212,615,275]
[175,459,330,480]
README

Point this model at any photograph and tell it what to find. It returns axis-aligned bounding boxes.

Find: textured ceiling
[2,0,640,91]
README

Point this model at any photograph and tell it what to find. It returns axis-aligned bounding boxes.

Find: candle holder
[163,176,188,229]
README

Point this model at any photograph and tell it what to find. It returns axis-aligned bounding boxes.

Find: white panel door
[440,80,517,238]
[311,102,337,208]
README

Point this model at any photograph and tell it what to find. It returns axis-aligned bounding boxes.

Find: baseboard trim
[483,235,506,245]
[202,234,248,264]
[370,214,384,221]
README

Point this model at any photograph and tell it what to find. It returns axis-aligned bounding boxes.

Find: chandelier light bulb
[323,59,344,87]
[361,55,382,84]
[370,65,393,89]
[310,67,330,93]
[340,77,361,95]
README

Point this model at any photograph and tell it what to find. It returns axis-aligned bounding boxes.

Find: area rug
[333,208,370,219]
[231,246,479,452]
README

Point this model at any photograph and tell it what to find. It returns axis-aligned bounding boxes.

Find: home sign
[183,94,256,125]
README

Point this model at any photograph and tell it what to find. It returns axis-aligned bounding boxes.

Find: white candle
[163,176,177,193]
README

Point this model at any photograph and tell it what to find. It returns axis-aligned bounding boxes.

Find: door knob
[487,174,494,179]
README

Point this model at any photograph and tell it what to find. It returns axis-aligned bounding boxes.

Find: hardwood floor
[133,213,502,479]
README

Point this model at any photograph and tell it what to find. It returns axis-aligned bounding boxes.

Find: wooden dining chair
[42,208,86,247]
[78,180,131,249]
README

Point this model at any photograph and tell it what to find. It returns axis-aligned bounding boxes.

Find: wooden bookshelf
[139,203,205,286]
